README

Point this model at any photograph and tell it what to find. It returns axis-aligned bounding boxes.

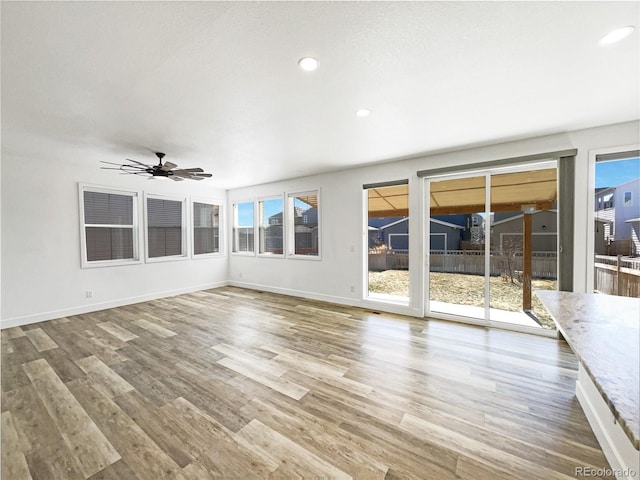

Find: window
[258,196,284,255]
[232,201,255,253]
[287,191,320,257]
[591,150,639,296]
[192,200,222,256]
[80,185,139,267]
[145,194,187,260]
[624,191,632,207]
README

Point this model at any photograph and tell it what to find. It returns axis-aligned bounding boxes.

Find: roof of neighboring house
[625,218,640,223]
[380,217,408,229]
[378,217,464,230]
[491,209,557,227]
[613,176,640,190]
[430,218,464,230]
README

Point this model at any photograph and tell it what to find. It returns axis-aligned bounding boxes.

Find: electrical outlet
[238,272,242,279]
[85,291,93,299]
[350,285,355,293]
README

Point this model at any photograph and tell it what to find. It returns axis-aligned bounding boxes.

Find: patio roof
[367,168,557,217]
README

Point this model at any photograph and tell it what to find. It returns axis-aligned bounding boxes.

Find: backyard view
[369,270,557,328]
[594,155,640,297]
[368,167,561,330]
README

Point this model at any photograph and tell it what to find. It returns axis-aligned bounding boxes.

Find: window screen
[288,191,319,256]
[258,197,284,255]
[232,201,255,253]
[193,202,220,255]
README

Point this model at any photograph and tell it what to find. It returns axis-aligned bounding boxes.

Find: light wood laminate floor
[1,287,614,479]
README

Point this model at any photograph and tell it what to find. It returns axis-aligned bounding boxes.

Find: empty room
[1,2,639,479]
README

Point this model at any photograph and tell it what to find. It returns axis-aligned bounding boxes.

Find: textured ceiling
[2,1,638,188]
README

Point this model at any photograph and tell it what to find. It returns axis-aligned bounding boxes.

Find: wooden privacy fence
[368,249,557,279]
[594,255,640,297]
[369,249,409,271]
[605,239,633,256]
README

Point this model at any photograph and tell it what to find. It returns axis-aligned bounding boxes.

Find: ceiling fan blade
[189,176,205,180]
[161,161,178,171]
[126,158,151,167]
[182,167,204,173]
[101,160,127,166]
[171,169,192,177]
[194,173,212,178]
[169,175,184,181]
[100,167,126,170]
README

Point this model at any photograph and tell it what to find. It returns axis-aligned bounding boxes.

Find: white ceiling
[2,1,638,188]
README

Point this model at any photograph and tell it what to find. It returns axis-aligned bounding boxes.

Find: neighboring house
[293,207,319,254]
[380,217,409,250]
[265,207,318,254]
[372,217,465,251]
[595,178,640,244]
[491,210,558,252]
[429,218,465,251]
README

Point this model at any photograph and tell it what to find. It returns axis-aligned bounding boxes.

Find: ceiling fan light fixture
[298,56,319,71]
[100,152,212,181]
[599,25,635,45]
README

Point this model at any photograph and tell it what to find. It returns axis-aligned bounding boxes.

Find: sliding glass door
[425,163,558,332]
[428,174,489,324]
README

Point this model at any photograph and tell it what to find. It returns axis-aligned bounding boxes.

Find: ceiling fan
[100,152,212,181]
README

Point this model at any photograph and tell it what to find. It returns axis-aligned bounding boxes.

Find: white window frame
[232,200,256,255]
[191,197,224,258]
[144,192,188,263]
[79,183,141,268]
[258,195,285,258]
[286,189,321,260]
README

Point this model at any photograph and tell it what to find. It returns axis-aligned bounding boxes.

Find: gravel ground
[368,270,557,329]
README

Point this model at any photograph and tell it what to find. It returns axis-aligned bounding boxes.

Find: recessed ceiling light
[298,57,319,71]
[599,26,635,45]
[355,109,371,117]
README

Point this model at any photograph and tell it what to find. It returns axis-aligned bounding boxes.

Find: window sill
[82,259,142,269]
[287,254,321,261]
[192,253,225,260]
[145,255,189,264]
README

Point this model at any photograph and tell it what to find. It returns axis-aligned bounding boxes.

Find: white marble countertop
[536,290,639,450]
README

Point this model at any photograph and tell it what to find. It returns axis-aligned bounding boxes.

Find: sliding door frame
[421,150,575,336]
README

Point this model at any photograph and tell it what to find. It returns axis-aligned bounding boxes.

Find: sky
[595,157,640,188]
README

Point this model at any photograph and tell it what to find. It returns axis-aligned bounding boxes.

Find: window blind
[83,191,134,262]
[147,198,183,258]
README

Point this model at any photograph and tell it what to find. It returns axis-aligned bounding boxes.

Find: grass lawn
[368,270,557,329]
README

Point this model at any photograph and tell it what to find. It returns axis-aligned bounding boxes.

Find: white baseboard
[229,280,423,318]
[1,281,229,330]
[575,363,639,480]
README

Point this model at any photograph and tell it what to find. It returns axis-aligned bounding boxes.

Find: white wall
[1,140,228,328]
[2,121,637,328]
[228,121,640,317]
